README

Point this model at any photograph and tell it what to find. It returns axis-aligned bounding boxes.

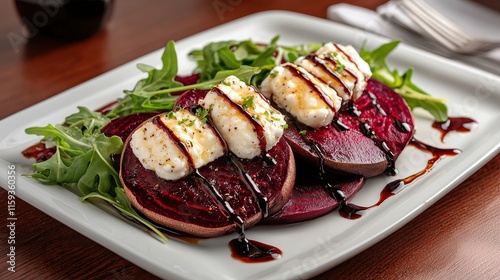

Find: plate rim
[1,10,500,280]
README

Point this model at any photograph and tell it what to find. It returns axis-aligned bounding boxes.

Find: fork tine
[476,41,500,52]
[395,0,500,54]
[395,0,461,51]
[403,0,473,45]
[405,0,473,43]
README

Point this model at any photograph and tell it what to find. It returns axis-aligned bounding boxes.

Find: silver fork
[395,0,500,54]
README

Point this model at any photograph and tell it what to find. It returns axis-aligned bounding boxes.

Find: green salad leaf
[360,40,448,122]
[189,35,320,87]
[107,40,183,118]
[25,106,168,241]
[25,108,119,192]
[81,188,167,241]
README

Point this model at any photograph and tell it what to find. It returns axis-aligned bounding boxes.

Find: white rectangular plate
[1,11,499,280]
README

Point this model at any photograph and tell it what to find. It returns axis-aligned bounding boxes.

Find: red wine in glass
[14,0,114,40]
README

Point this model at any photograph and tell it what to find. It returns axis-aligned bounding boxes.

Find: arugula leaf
[77,133,122,195]
[133,40,182,94]
[129,65,263,97]
[26,124,92,154]
[107,36,321,118]
[81,188,168,242]
[65,106,110,133]
[25,107,168,241]
[217,45,241,70]
[107,41,183,118]
[189,35,320,88]
[25,123,122,194]
[29,148,92,185]
[360,40,448,122]
[190,39,261,81]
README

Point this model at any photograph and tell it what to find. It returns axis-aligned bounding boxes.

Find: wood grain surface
[1,0,499,279]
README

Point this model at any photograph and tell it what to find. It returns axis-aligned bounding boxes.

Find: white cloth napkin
[327,2,500,76]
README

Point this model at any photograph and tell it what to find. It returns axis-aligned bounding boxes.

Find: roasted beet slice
[120,137,295,237]
[175,73,200,86]
[105,109,296,236]
[101,112,159,141]
[174,89,209,108]
[116,89,296,237]
[263,160,365,224]
[284,121,387,177]
[339,79,415,163]
[284,79,415,177]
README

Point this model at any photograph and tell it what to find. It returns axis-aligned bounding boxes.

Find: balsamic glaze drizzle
[345,102,398,176]
[290,118,347,202]
[304,54,352,99]
[284,64,337,112]
[262,153,277,166]
[196,155,280,262]
[21,142,56,162]
[193,169,280,262]
[228,236,282,263]
[333,43,360,69]
[432,117,478,142]
[228,153,269,218]
[211,87,268,154]
[282,79,462,220]
[394,118,412,133]
[332,118,350,132]
[338,138,461,219]
[367,91,387,116]
[193,169,244,226]
[331,43,362,89]
[153,117,194,168]
[345,101,361,117]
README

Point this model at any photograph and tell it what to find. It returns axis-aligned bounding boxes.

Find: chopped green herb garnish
[195,107,209,124]
[242,96,255,110]
[167,111,176,119]
[271,115,281,121]
[334,61,345,73]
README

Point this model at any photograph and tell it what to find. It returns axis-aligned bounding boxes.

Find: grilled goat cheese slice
[200,75,286,159]
[314,43,372,100]
[295,54,354,102]
[260,63,342,129]
[130,110,226,181]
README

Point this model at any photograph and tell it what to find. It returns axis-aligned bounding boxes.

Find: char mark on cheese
[283,64,338,113]
[302,53,353,101]
[211,86,267,155]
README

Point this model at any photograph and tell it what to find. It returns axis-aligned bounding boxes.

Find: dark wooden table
[1,0,499,279]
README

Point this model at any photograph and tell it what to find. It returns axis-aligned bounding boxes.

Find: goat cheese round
[200,75,286,159]
[314,42,372,100]
[130,110,226,181]
[260,63,342,129]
